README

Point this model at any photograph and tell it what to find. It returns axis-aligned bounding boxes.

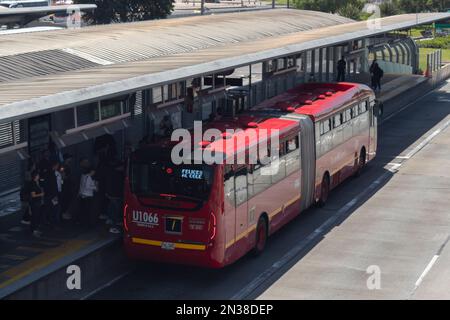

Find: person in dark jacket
[61,154,74,220]
[41,161,60,226]
[369,59,377,88]
[372,63,384,92]
[105,161,125,234]
[336,56,346,82]
[30,171,44,237]
[20,161,36,225]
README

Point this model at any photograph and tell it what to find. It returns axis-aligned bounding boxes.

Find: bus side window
[253,159,271,196]
[345,108,352,122]
[333,114,342,128]
[321,119,331,135]
[286,136,299,153]
[359,101,367,114]
[224,165,235,207]
[352,105,359,118]
[286,136,300,175]
[234,167,248,207]
[247,165,254,199]
[365,100,369,112]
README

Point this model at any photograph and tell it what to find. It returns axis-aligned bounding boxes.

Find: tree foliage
[293,0,448,20]
[398,0,448,13]
[74,0,175,24]
[337,1,365,20]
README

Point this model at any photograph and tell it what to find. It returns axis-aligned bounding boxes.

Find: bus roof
[205,116,298,158]
[134,114,299,163]
[254,82,373,121]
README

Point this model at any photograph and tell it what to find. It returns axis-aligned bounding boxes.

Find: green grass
[419,48,450,72]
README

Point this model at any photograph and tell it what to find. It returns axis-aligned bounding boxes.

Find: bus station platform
[0,70,445,300]
[0,217,123,299]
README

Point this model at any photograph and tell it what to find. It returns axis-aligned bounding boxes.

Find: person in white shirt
[78,167,97,225]
[55,167,63,194]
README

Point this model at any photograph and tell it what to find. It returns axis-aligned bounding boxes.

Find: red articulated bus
[123,82,378,268]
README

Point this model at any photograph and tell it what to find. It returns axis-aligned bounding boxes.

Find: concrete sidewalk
[0,212,123,299]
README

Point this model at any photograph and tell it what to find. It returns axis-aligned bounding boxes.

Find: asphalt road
[91,81,450,300]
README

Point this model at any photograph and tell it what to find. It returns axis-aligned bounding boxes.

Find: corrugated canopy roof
[0,9,449,122]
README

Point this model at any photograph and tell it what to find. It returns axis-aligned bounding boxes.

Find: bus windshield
[130,160,214,201]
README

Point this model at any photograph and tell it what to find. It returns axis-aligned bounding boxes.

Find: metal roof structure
[0,9,449,123]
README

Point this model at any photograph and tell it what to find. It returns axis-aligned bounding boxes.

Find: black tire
[317,174,330,208]
[253,216,268,256]
[355,148,367,177]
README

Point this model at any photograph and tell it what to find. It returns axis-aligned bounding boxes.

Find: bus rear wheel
[355,148,366,177]
[317,174,330,207]
[253,217,268,256]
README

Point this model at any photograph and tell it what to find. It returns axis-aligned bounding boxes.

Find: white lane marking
[414,255,439,288]
[412,234,450,296]
[386,163,401,173]
[80,270,132,300]
[403,119,450,159]
[232,107,450,300]
[381,80,449,123]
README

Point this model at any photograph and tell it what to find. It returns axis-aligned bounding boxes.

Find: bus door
[223,166,236,251]
[369,99,378,160]
[233,166,249,248]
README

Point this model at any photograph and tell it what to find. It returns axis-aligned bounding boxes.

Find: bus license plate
[161,242,175,250]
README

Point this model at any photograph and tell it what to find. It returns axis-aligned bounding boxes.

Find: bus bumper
[123,235,224,268]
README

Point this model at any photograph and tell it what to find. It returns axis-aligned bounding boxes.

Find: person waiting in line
[54,161,63,224]
[42,161,60,227]
[369,59,377,88]
[20,161,36,225]
[61,154,74,221]
[372,63,384,92]
[105,161,125,234]
[30,171,45,238]
[336,56,347,82]
[77,167,98,226]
